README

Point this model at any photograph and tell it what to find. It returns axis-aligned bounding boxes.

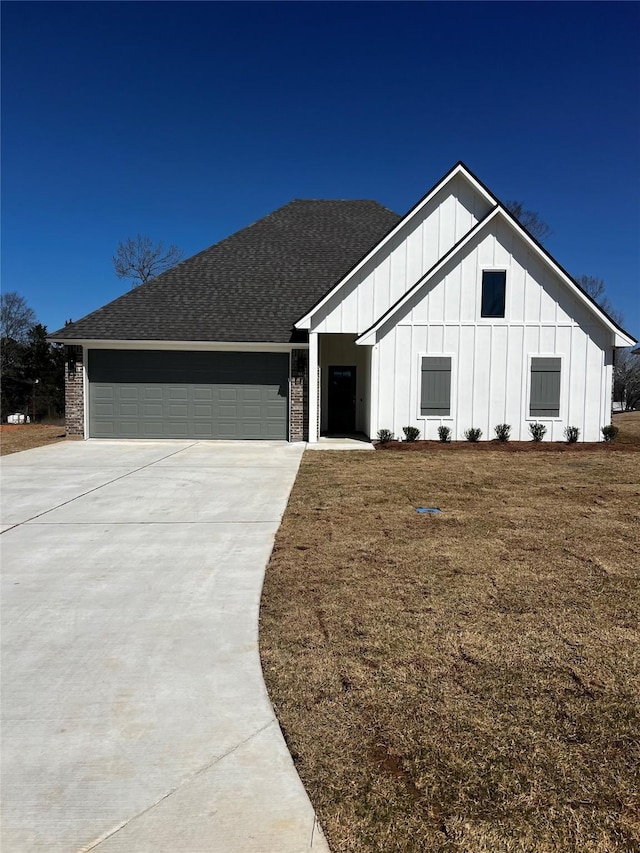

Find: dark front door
[327,366,356,433]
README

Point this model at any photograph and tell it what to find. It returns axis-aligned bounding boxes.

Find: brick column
[289,349,308,442]
[65,345,84,437]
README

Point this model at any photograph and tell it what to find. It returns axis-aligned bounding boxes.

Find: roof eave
[46,337,306,351]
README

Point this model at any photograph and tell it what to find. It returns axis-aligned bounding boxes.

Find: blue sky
[3,1,639,339]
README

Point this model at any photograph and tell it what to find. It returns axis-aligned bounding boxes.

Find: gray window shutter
[421,357,451,416]
[530,357,561,417]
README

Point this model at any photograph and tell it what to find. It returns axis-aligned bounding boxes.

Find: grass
[0,424,67,456]
[260,413,640,853]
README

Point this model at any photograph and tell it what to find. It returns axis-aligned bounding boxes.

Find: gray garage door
[88,350,289,439]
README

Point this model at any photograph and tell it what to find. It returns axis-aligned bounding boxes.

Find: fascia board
[356,208,501,345]
[46,338,305,351]
[295,162,496,330]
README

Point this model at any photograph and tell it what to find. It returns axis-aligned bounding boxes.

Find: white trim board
[50,340,306,352]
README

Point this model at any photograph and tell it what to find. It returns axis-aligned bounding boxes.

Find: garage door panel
[144,387,163,401]
[193,424,215,438]
[143,404,164,417]
[94,403,116,417]
[119,422,141,437]
[242,424,262,439]
[219,388,238,402]
[193,387,213,401]
[168,422,190,437]
[169,387,188,400]
[88,350,288,440]
[169,404,189,418]
[194,405,214,418]
[141,422,162,437]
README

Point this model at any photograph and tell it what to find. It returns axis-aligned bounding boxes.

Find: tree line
[0,292,65,422]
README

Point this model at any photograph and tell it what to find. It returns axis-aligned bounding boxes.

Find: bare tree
[613,348,640,411]
[504,200,552,244]
[113,235,184,289]
[0,291,36,342]
[575,275,624,325]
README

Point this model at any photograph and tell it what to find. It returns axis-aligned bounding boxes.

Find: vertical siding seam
[582,335,589,440]
[404,233,408,304]
[392,327,398,436]
[454,181,459,242]
[455,324,461,435]
[598,347,605,439]
[487,324,493,437]
[567,323,573,439]
[520,322,527,430]
[409,324,415,434]
[471,324,476,430]
[504,327,510,430]
[553,324,558,437]
[373,343,380,438]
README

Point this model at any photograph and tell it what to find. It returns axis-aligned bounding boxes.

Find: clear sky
[3,1,639,339]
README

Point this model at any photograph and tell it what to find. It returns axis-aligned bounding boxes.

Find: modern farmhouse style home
[51,163,636,443]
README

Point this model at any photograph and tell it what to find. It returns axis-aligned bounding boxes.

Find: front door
[327,366,356,433]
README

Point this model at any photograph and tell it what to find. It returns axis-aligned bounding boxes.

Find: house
[51,163,636,443]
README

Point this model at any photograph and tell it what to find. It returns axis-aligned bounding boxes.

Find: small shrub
[529,422,547,442]
[564,425,580,443]
[494,423,511,442]
[377,429,394,444]
[437,425,451,443]
[402,426,421,442]
[464,427,482,442]
[601,424,619,442]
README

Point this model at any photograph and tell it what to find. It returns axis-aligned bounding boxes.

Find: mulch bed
[376,439,640,452]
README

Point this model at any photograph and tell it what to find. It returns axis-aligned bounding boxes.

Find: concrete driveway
[1,440,329,853]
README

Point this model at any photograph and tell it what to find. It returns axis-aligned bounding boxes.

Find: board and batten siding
[311,174,493,335]
[369,218,614,442]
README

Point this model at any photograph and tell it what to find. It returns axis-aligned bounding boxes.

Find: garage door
[88,350,289,439]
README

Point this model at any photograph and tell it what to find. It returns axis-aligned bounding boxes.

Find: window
[530,357,561,417]
[481,270,506,317]
[421,357,451,416]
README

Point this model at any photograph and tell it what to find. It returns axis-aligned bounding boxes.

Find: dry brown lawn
[0,424,67,456]
[260,413,640,853]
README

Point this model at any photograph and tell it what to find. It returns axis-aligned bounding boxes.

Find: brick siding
[289,349,308,441]
[64,345,84,437]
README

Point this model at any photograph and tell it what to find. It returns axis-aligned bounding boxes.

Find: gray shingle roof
[51,199,400,343]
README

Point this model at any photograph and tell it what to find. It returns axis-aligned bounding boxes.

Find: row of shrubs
[377,423,620,443]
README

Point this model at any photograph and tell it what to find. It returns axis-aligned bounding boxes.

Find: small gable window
[481,270,506,318]
[530,357,561,417]
[421,357,451,416]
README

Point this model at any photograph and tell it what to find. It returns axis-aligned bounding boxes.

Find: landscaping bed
[375,412,640,452]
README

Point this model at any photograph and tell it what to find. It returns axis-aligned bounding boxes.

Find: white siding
[370,218,614,442]
[311,174,493,334]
